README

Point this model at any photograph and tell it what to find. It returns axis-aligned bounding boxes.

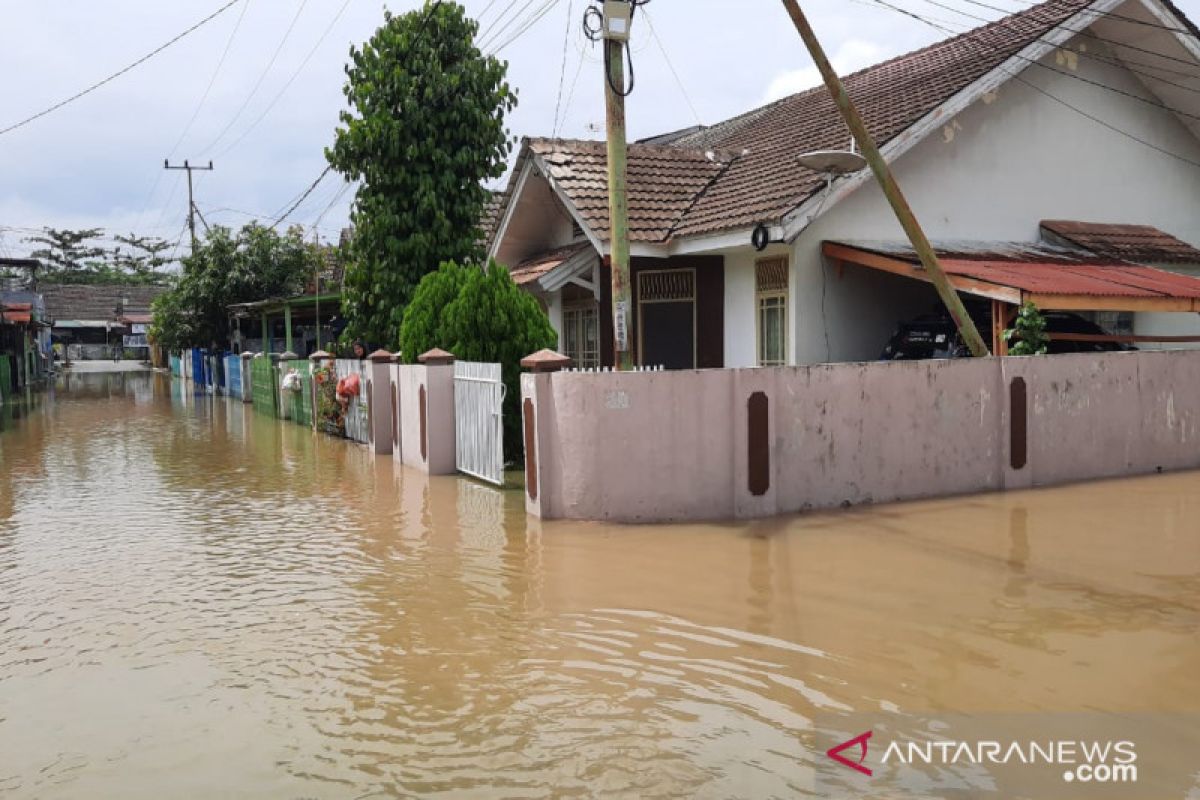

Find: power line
[0,0,244,138]
[864,0,1200,169]
[915,0,1200,70]
[168,0,254,157]
[551,0,574,137]
[477,0,541,46]
[198,0,311,156]
[216,0,354,158]
[273,166,333,228]
[134,0,253,234]
[641,7,703,127]
[937,0,1197,37]
[487,0,565,54]
[878,0,1200,123]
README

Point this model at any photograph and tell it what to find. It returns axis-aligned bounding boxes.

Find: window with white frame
[562,303,600,369]
[756,257,789,367]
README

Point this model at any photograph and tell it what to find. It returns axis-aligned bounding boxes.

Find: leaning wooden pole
[779,0,990,357]
[604,23,635,370]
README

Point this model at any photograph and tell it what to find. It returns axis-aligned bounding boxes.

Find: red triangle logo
[826,731,873,776]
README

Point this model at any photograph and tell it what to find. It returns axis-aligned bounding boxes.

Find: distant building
[0,258,51,394]
[40,284,166,361]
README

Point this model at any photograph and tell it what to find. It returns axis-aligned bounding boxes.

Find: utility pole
[600,0,635,370]
[778,0,989,357]
[164,159,215,252]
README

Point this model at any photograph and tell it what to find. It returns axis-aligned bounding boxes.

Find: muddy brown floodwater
[1,371,1198,799]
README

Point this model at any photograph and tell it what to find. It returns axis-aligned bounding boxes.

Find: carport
[823,240,1200,355]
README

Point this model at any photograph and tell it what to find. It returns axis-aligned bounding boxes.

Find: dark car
[880,300,1129,360]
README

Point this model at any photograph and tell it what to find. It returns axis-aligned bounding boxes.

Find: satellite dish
[797,150,868,175]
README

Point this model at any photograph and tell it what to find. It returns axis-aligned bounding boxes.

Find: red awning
[824,241,1200,311]
[1,311,31,324]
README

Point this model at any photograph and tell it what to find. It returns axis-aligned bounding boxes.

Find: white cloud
[762,38,891,103]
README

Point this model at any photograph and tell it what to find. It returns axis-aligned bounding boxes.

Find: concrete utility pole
[164,159,215,252]
[601,0,635,370]
[778,0,990,358]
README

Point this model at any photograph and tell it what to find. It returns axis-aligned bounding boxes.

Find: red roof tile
[508,0,1102,245]
[509,242,591,286]
[1041,220,1200,264]
[528,139,737,243]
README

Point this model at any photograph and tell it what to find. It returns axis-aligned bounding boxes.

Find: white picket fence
[454,361,505,486]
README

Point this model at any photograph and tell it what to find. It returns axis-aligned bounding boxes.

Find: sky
[0,0,1195,261]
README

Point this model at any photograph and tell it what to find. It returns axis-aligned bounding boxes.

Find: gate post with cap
[414,348,457,475]
[520,349,572,518]
[366,349,394,456]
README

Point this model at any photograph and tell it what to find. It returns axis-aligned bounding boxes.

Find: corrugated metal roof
[1040,220,1200,264]
[831,240,1200,300]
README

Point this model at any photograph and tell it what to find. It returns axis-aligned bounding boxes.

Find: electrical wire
[133,0,253,234]
[216,0,354,157]
[641,7,703,127]
[168,0,254,157]
[864,0,1200,169]
[477,0,543,49]
[274,168,332,228]
[0,0,244,137]
[197,0,312,156]
[551,0,574,137]
[488,0,566,54]
[916,0,1200,71]
[936,0,1197,37]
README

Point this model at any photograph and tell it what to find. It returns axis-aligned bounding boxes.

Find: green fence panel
[283,360,312,427]
[251,357,279,418]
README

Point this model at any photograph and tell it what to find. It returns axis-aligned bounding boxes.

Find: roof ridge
[657,0,1094,152]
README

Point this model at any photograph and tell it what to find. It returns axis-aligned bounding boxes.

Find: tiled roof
[512,0,1101,244]
[671,0,1095,238]
[1041,220,1200,264]
[480,189,509,246]
[527,138,738,242]
[509,242,590,286]
[41,284,166,323]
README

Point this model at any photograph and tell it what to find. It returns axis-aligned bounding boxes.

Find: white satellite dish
[796,149,868,175]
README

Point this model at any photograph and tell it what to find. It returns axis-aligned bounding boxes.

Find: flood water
[1,371,1198,798]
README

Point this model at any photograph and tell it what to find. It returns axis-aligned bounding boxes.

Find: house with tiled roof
[41,283,166,361]
[488,0,1200,368]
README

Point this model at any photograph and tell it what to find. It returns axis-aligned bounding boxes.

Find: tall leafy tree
[151,224,319,351]
[327,1,517,346]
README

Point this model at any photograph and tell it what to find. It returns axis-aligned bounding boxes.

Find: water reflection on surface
[0,372,1198,798]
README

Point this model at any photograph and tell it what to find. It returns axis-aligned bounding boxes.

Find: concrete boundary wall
[522,350,1200,522]
[389,361,456,474]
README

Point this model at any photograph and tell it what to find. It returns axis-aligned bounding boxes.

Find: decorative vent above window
[639,270,696,303]
[571,219,584,240]
[755,257,788,293]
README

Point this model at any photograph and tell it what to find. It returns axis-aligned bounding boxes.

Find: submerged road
[0,371,1198,798]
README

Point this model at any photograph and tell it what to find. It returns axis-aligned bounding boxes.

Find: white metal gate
[454,361,504,486]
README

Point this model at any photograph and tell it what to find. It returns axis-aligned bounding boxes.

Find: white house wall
[783,35,1200,365]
